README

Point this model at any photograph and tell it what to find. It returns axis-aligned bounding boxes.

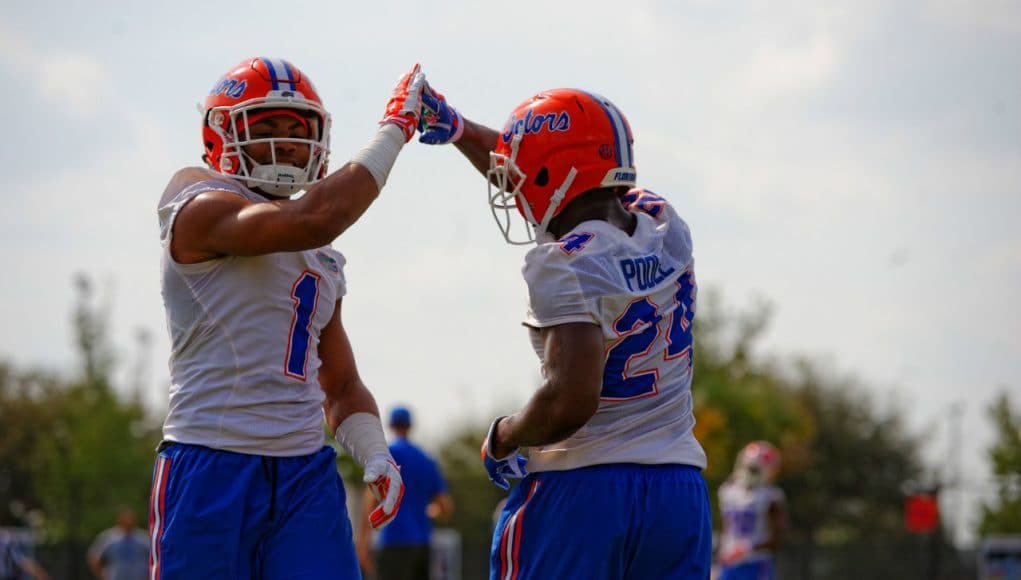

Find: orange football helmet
[487,89,637,244]
[202,57,331,197]
[735,441,781,486]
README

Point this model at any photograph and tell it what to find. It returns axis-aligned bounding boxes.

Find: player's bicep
[174,189,315,259]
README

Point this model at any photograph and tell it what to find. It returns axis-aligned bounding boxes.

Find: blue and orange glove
[418,83,464,145]
[481,416,528,490]
[381,64,427,143]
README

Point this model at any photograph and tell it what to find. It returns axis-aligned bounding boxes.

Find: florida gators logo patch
[315,251,339,273]
[210,78,247,99]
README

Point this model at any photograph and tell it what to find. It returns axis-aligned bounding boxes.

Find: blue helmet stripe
[259,57,280,90]
[622,109,634,164]
[281,60,295,84]
[584,91,632,168]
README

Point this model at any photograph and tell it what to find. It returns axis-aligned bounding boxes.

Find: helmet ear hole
[534,167,549,187]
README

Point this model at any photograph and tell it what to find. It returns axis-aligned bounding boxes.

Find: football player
[151,57,425,578]
[718,441,788,580]
[418,86,712,579]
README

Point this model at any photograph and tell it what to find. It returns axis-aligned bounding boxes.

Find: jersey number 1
[285,271,321,380]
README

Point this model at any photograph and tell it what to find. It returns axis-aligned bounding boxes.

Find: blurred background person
[0,528,49,580]
[87,507,148,580]
[358,406,454,580]
[718,441,788,580]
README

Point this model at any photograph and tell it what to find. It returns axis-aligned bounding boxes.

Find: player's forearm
[292,122,409,247]
[24,560,51,580]
[495,324,603,455]
[289,163,381,248]
[753,538,779,552]
[87,557,103,579]
[496,381,598,455]
[454,118,499,177]
[322,378,380,435]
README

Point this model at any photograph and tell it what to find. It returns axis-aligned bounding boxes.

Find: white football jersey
[522,189,707,472]
[157,168,346,456]
[718,480,786,563]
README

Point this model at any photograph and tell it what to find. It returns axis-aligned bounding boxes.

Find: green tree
[690,294,923,574]
[0,364,64,526]
[0,274,162,577]
[978,391,1021,534]
[782,361,922,541]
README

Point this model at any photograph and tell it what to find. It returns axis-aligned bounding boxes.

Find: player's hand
[381,64,427,143]
[418,82,464,145]
[721,541,750,565]
[364,453,405,530]
[480,416,528,490]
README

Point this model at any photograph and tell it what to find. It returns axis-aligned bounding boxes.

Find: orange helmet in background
[735,441,782,486]
[487,89,637,244]
[201,57,331,197]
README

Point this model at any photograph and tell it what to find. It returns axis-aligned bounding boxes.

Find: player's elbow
[300,172,380,245]
[545,389,599,440]
[299,213,350,247]
[297,190,380,247]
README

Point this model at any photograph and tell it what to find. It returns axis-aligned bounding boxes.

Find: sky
[1,0,1018,546]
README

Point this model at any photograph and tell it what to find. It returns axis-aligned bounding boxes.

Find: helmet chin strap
[534,168,577,240]
[247,163,304,197]
[240,146,305,196]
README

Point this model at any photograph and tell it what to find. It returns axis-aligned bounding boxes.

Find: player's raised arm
[418,83,499,177]
[171,64,426,263]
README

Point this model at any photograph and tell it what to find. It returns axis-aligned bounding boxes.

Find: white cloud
[35,54,112,119]
[924,0,1021,35]
[0,24,112,120]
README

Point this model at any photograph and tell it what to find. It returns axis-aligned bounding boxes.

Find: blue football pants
[149,443,359,579]
[490,464,712,580]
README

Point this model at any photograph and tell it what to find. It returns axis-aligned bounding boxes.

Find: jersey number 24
[602,268,695,401]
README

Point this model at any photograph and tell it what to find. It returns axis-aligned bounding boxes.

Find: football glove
[480,416,528,490]
[418,83,464,145]
[381,64,427,143]
[720,540,751,565]
[364,453,405,530]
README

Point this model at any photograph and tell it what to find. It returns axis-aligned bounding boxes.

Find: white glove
[364,453,404,530]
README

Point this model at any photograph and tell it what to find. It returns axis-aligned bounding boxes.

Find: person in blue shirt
[87,507,149,580]
[357,407,454,580]
[0,528,49,580]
